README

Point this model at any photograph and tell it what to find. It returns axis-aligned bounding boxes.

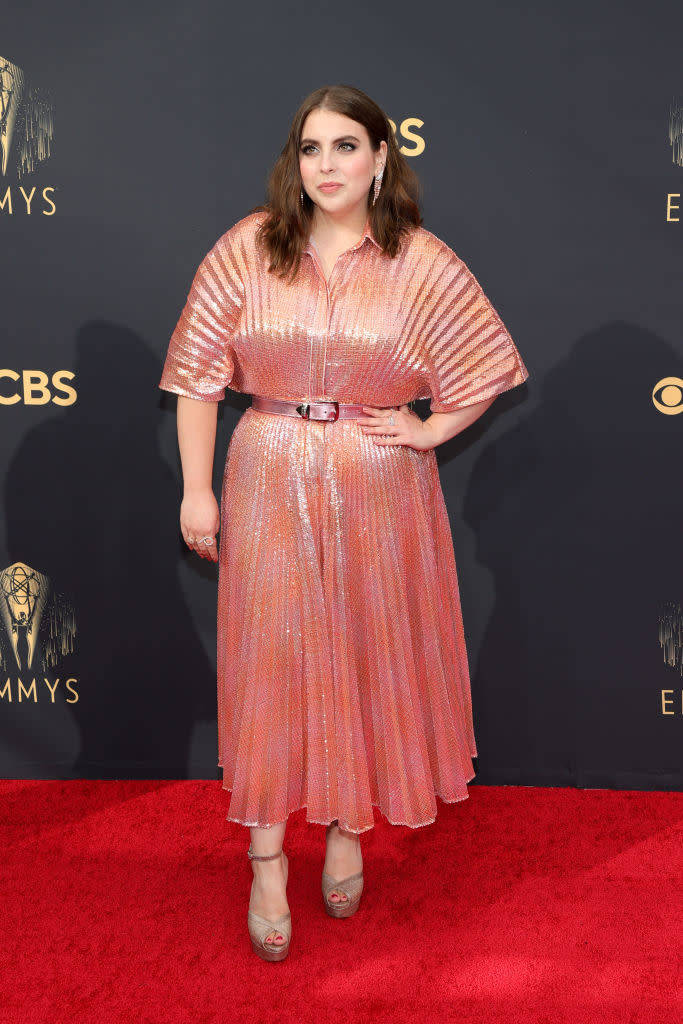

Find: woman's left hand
[358,404,435,451]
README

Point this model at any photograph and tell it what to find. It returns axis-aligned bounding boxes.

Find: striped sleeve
[423,247,529,413]
[159,229,244,402]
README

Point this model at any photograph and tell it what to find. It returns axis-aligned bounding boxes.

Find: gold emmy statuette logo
[0,55,55,215]
[652,377,683,415]
[659,601,682,673]
[0,561,76,673]
[0,55,24,177]
[0,56,53,178]
[669,99,683,168]
[658,601,683,716]
[666,98,682,221]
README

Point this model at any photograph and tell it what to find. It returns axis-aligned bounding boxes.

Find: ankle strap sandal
[247,845,285,860]
[323,821,364,918]
[247,845,291,961]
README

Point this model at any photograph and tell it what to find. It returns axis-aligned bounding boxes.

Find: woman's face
[299,108,386,218]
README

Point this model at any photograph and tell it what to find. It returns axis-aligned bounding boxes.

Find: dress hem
[220,770,478,834]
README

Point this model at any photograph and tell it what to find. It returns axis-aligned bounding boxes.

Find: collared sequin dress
[159,209,529,833]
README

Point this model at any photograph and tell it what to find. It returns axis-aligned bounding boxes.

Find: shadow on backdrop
[465,322,683,790]
[3,321,220,779]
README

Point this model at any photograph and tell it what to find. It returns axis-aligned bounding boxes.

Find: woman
[159,84,529,961]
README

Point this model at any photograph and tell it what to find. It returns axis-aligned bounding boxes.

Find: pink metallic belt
[251,395,366,422]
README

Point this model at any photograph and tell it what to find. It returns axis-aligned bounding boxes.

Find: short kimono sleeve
[158,231,244,402]
[423,247,529,412]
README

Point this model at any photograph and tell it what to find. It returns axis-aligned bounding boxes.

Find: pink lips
[318,183,343,192]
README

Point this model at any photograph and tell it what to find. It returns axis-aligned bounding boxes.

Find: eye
[652,376,683,415]
[299,142,357,154]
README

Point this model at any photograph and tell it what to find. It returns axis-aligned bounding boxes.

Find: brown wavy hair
[249,84,423,284]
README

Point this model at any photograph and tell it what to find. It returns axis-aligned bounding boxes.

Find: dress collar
[304,214,380,255]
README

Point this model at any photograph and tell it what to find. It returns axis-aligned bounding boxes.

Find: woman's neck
[310,205,369,248]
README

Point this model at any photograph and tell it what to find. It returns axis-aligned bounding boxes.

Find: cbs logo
[0,370,76,406]
[387,118,425,156]
[652,377,683,415]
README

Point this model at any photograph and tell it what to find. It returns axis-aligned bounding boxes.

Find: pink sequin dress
[159,210,529,833]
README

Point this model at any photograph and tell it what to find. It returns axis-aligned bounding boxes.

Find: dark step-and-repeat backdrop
[2,2,682,791]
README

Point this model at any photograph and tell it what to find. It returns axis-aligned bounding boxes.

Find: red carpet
[1,780,681,1023]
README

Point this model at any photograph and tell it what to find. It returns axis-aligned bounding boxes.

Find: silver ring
[202,537,214,545]
[187,537,195,544]
[388,413,394,426]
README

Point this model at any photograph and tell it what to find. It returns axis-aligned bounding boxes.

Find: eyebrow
[299,135,361,145]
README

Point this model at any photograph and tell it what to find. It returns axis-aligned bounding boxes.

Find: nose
[319,148,336,172]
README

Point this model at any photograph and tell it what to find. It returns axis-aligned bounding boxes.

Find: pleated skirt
[216,407,477,834]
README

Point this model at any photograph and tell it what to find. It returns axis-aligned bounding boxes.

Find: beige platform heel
[322,819,364,918]
[247,846,291,961]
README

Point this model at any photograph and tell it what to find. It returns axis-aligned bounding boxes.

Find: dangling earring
[372,166,384,206]
[300,188,304,206]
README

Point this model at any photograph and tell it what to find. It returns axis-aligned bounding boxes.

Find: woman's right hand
[180,488,220,562]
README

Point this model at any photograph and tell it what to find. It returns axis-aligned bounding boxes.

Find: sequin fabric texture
[159,210,529,833]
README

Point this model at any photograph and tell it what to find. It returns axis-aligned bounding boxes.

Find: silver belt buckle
[296,401,339,421]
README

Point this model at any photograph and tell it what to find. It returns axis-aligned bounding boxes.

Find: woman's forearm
[423,395,497,447]
[176,396,218,494]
